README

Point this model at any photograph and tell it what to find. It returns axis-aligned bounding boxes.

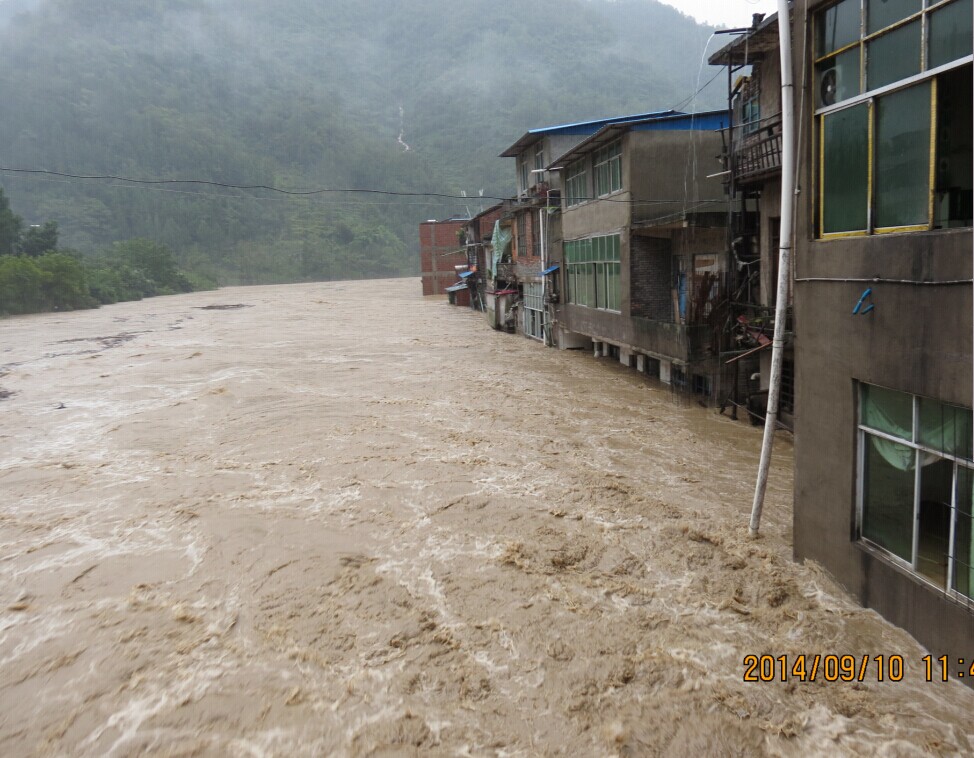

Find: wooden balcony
[730,114,782,185]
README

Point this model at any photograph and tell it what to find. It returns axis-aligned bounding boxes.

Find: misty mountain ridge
[0,0,724,284]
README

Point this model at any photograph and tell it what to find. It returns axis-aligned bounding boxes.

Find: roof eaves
[707,12,780,66]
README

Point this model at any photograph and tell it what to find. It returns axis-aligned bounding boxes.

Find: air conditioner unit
[819,66,843,107]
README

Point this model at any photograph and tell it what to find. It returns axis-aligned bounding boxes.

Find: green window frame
[593,140,622,197]
[565,160,589,207]
[564,234,621,312]
[858,383,974,601]
[814,0,973,238]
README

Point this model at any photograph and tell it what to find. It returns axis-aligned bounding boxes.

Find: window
[565,160,588,207]
[858,384,974,600]
[593,140,622,196]
[742,94,762,135]
[741,73,762,135]
[522,282,544,340]
[815,0,973,237]
[519,156,530,196]
[534,142,545,176]
[516,213,527,259]
[565,234,621,311]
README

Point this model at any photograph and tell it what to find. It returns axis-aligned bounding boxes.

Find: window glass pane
[875,82,931,228]
[818,0,861,56]
[929,0,974,69]
[866,20,921,91]
[862,384,913,438]
[934,65,973,229]
[867,0,921,34]
[863,434,916,561]
[919,398,973,459]
[952,466,973,599]
[822,104,869,233]
[917,456,953,587]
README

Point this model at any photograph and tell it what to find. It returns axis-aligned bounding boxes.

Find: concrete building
[550,110,731,393]
[709,14,795,427]
[419,216,469,296]
[458,203,504,312]
[791,0,973,673]
[497,111,685,342]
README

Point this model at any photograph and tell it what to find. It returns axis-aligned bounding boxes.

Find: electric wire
[0,166,725,207]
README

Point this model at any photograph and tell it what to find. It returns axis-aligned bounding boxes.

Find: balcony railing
[730,113,782,184]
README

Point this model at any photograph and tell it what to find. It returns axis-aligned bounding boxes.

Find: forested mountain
[0,0,724,285]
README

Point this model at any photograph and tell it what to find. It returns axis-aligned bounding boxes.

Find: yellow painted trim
[874,224,931,234]
[821,230,870,239]
[867,99,874,231]
[819,114,825,235]
[862,9,926,44]
[815,40,862,64]
[928,77,938,225]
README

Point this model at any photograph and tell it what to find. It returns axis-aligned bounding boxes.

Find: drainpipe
[540,202,547,344]
[749,0,795,538]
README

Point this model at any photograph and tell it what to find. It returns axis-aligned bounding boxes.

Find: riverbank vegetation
[0,188,208,316]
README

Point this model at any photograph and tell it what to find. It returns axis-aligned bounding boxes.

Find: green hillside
[0,0,723,285]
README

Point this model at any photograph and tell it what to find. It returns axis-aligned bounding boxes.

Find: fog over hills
[0,0,725,283]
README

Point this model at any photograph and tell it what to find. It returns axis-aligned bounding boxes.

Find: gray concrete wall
[629,130,725,226]
[792,2,974,678]
[561,304,711,364]
[758,177,782,307]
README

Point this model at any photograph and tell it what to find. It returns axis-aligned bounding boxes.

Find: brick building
[419,216,469,296]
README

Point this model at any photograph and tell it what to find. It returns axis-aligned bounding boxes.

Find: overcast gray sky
[660,0,778,28]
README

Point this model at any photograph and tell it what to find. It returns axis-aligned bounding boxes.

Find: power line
[0,167,479,201]
[0,166,724,207]
[1,171,466,208]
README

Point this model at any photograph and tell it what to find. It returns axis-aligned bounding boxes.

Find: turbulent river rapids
[0,278,971,756]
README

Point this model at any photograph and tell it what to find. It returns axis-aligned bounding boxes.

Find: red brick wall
[477,208,503,240]
[514,209,538,261]
[419,219,468,296]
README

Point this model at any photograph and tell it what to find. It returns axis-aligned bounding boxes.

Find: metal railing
[729,113,782,183]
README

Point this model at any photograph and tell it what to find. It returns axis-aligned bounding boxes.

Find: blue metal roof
[445,282,468,292]
[526,110,682,135]
[458,270,475,279]
[500,110,684,156]
[541,264,560,275]
[628,110,730,132]
[548,110,731,166]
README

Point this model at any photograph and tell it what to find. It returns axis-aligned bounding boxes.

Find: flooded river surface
[1,278,972,757]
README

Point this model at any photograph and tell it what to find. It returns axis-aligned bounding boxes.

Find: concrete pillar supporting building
[659,359,672,385]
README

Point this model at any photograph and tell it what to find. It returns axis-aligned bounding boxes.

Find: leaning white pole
[750,0,796,538]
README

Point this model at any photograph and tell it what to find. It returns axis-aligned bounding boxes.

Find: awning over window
[458,270,475,279]
[541,264,560,275]
[445,282,468,292]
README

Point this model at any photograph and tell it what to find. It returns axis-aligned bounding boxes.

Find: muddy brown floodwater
[1,278,972,757]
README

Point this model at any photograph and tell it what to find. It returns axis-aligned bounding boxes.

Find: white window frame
[522,282,545,341]
[856,384,974,604]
